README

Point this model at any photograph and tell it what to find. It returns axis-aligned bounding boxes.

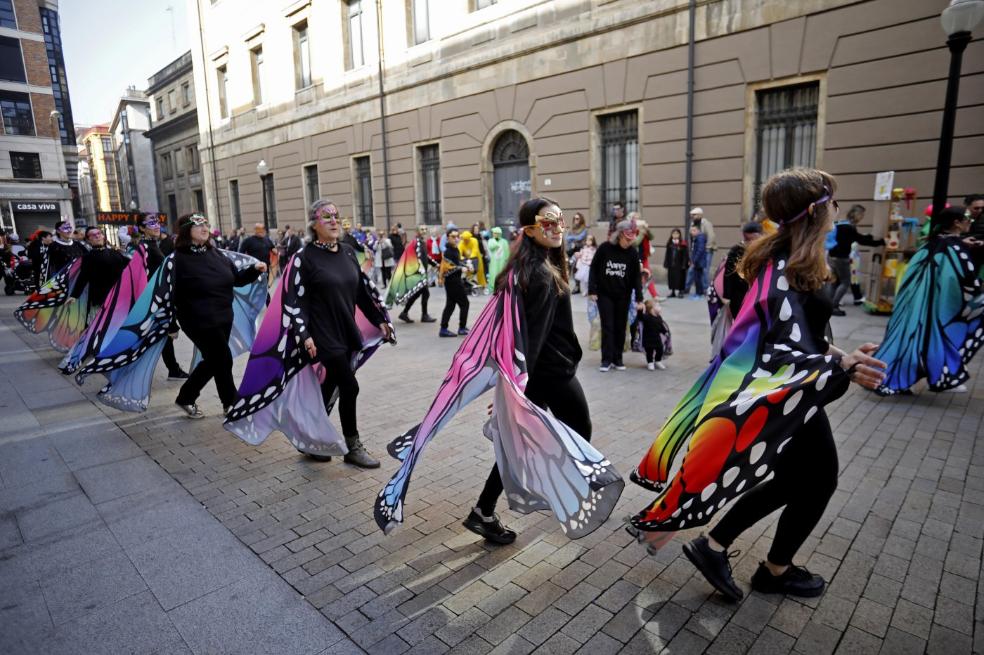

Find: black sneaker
[682,535,743,602]
[167,370,190,380]
[751,562,825,598]
[439,328,457,338]
[463,509,516,545]
[457,327,470,336]
[398,312,414,324]
[421,314,436,323]
[831,308,846,317]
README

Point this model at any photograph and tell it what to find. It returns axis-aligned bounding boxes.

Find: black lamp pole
[931,30,972,223]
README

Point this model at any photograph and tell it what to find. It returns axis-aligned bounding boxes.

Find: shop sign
[13,201,59,213]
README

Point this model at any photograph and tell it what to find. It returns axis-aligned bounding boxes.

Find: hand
[963,237,983,248]
[66,297,76,305]
[381,323,395,341]
[255,262,268,273]
[587,294,598,301]
[304,337,317,359]
[840,342,886,390]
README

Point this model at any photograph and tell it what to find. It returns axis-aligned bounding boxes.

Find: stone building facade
[189,0,983,249]
[77,125,121,214]
[145,51,203,232]
[0,0,77,233]
[109,89,158,215]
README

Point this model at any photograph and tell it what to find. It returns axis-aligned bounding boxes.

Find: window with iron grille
[303,164,320,210]
[10,152,42,179]
[753,82,820,209]
[0,91,34,136]
[418,145,441,224]
[263,174,277,227]
[598,110,639,220]
[354,156,373,225]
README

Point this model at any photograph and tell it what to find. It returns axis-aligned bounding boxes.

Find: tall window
[418,145,441,224]
[216,65,228,118]
[303,164,320,209]
[229,179,242,229]
[0,91,34,136]
[412,0,431,44]
[294,21,312,89]
[186,145,199,172]
[346,1,365,69]
[40,8,75,145]
[168,89,176,114]
[598,110,639,219]
[753,82,820,208]
[251,46,264,105]
[262,174,277,228]
[0,0,16,29]
[10,152,42,179]
[174,148,183,175]
[101,136,113,154]
[193,189,204,212]
[156,97,165,121]
[354,156,373,225]
[181,82,191,106]
[161,152,173,180]
[0,37,26,83]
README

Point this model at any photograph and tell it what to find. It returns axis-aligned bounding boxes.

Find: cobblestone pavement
[3,285,983,654]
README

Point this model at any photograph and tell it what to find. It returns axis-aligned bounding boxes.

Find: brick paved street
[2,286,983,654]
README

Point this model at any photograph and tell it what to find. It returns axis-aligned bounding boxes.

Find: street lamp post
[932,0,984,223]
[257,159,269,231]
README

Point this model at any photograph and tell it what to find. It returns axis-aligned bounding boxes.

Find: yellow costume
[458,230,486,288]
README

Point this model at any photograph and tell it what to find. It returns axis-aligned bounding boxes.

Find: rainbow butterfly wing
[14,257,81,336]
[385,244,426,306]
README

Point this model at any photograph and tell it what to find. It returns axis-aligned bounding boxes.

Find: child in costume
[637,299,669,370]
[628,168,886,602]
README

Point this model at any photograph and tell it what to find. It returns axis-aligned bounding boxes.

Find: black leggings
[709,411,838,566]
[161,334,182,374]
[597,295,629,366]
[441,278,469,330]
[644,340,664,363]
[476,375,591,515]
[317,351,359,438]
[177,323,235,407]
[404,286,429,316]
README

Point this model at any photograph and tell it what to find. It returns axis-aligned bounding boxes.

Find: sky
[60,0,191,126]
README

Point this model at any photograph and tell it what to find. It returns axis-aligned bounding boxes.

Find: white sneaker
[647,362,655,371]
[599,363,612,372]
[655,361,667,370]
[614,364,627,371]
[945,384,968,393]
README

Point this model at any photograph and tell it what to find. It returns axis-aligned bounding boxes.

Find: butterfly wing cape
[189,249,268,369]
[224,247,393,457]
[14,258,90,352]
[75,255,177,411]
[374,274,624,539]
[385,243,427,306]
[874,237,984,395]
[59,246,149,374]
[629,258,849,535]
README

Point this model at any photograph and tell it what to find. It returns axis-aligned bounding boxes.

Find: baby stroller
[3,254,36,295]
[463,258,481,296]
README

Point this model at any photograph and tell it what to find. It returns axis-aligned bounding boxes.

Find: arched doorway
[492,130,531,229]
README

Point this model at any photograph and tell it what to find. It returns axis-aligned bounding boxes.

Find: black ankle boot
[682,535,743,602]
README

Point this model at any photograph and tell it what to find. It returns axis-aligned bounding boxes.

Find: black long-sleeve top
[722,244,749,312]
[48,239,86,275]
[71,246,129,306]
[588,241,643,300]
[140,238,166,275]
[663,238,688,271]
[443,244,464,285]
[173,247,261,329]
[239,235,274,264]
[829,222,884,258]
[636,312,668,349]
[295,243,385,356]
[522,252,582,379]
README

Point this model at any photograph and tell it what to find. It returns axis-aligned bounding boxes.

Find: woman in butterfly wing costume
[874,206,984,395]
[14,256,89,352]
[629,169,886,602]
[375,198,624,542]
[224,199,395,466]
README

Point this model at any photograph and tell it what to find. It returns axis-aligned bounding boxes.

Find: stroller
[3,254,36,295]
[463,257,481,296]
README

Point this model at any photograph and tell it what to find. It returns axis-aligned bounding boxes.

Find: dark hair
[495,197,569,294]
[846,204,866,222]
[964,194,983,205]
[37,230,53,240]
[174,213,212,250]
[741,222,763,235]
[931,206,969,236]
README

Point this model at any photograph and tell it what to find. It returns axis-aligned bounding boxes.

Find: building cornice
[145,110,198,141]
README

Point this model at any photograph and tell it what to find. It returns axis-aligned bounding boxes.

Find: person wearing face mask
[68,227,129,310]
[137,215,189,380]
[48,221,87,275]
[588,219,644,371]
[374,197,624,543]
[224,200,395,468]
